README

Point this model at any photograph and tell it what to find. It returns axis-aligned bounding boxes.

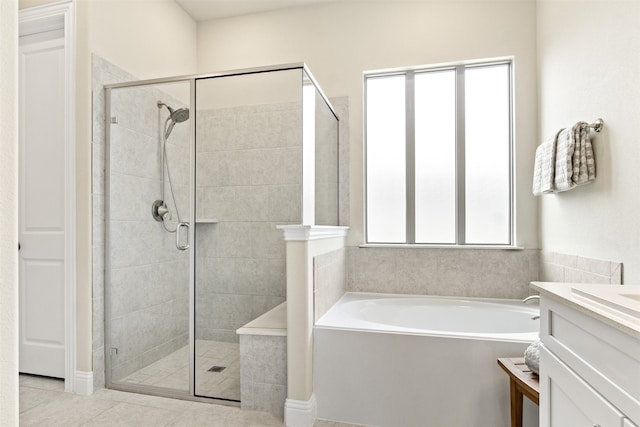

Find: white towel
[532,129,561,196]
[554,126,575,192]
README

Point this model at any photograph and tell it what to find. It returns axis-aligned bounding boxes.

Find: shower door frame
[103,62,336,403]
[103,75,199,402]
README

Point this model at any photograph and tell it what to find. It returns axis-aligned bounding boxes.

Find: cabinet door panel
[541,346,626,427]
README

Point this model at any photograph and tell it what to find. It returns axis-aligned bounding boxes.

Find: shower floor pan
[119,339,240,401]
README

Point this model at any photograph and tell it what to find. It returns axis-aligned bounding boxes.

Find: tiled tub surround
[313,248,346,323]
[343,247,622,300]
[539,251,623,284]
[346,247,540,299]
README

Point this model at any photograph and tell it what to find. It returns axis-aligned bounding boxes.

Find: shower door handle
[176,222,190,251]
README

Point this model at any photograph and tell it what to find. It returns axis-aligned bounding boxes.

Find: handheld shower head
[170,108,189,123]
[158,101,190,139]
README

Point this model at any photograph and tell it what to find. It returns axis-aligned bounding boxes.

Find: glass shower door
[193,70,301,400]
[105,80,192,395]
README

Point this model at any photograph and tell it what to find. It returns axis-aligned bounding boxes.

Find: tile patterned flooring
[19,375,362,427]
[119,340,240,401]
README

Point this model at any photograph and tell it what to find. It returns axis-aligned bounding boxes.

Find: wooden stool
[497,357,540,427]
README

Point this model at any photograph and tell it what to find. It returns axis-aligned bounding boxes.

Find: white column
[278,225,348,427]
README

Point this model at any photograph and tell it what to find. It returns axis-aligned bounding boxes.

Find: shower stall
[103,64,339,402]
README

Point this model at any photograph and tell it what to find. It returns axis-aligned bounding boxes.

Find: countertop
[530,282,640,340]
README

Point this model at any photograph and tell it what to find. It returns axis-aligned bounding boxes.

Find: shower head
[158,101,190,139]
[170,107,189,123]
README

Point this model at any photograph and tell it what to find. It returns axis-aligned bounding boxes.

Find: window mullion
[406,71,416,244]
[455,66,466,245]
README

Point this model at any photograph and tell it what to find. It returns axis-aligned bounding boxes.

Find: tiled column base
[237,302,288,418]
[239,334,287,417]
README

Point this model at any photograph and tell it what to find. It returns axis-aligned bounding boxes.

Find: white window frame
[364,59,515,247]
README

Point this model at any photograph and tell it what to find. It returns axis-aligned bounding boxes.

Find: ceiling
[174,0,339,22]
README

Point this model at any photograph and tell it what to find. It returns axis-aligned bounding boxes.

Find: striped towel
[555,122,596,192]
[572,122,596,185]
[554,127,575,192]
[532,130,561,196]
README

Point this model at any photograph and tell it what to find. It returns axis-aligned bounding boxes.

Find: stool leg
[509,379,523,427]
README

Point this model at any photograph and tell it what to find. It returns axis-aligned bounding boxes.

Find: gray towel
[572,122,596,186]
[554,122,596,192]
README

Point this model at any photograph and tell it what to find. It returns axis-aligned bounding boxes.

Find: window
[365,60,513,246]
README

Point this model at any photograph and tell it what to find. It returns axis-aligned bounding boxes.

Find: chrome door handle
[176,222,190,251]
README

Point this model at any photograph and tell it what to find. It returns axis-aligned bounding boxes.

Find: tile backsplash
[539,251,623,284]
[346,247,540,299]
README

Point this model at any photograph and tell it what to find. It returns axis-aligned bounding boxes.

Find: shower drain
[208,366,226,373]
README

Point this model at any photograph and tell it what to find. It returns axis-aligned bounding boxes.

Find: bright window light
[365,60,513,246]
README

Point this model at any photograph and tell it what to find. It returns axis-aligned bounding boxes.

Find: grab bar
[176,222,190,251]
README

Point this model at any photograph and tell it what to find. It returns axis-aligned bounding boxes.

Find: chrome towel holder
[589,118,604,133]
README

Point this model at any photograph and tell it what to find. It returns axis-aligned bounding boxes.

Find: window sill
[359,243,524,250]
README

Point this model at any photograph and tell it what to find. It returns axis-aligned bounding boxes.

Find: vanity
[531,282,640,427]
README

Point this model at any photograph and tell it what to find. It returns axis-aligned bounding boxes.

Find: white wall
[0,0,19,423]
[197,0,540,248]
[87,0,197,80]
[537,0,640,283]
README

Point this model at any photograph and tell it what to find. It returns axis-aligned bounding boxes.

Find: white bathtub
[314,293,540,427]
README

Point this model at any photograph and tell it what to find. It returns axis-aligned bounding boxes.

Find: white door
[18,31,66,378]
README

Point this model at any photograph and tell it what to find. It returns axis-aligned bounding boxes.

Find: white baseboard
[74,370,93,395]
[285,394,317,427]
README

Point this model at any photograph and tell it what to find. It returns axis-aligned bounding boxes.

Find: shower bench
[237,302,287,418]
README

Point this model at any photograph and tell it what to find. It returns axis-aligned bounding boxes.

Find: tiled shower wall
[107,77,190,382]
[93,55,190,386]
[194,102,302,342]
[108,86,191,383]
[315,94,339,226]
[92,55,129,389]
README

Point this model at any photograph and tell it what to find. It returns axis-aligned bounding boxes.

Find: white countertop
[531,282,640,339]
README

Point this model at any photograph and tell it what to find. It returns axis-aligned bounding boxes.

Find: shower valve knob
[152,200,171,222]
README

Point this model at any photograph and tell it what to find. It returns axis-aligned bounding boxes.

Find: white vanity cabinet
[532,282,640,427]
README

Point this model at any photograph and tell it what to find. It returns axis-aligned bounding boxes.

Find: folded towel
[532,130,562,196]
[554,126,575,192]
[572,122,596,186]
[524,340,540,375]
[555,122,597,192]
[535,122,597,195]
